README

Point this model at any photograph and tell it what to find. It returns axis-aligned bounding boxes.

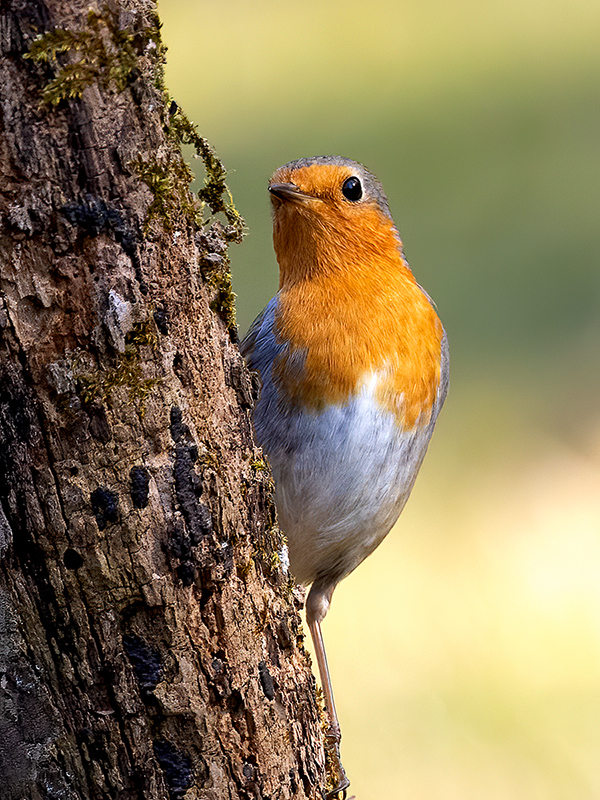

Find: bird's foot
[324,723,350,799]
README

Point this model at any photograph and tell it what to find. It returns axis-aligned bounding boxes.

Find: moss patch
[24,8,162,106]
[130,148,200,233]
[166,102,244,239]
[76,320,161,415]
[131,101,244,247]
[203,261,238,332]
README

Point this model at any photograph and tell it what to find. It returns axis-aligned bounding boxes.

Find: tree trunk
[0,2,327,798]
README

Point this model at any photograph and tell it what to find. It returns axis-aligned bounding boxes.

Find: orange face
[269,163,397,286]
[269,159,445,430]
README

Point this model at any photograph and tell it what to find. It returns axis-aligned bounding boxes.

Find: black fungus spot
[153,739,194,799]
[169,406,189,443]
[209,652,232,699]
[62,198,114,237]
[62,195,146,292]
[176,562,196,587]
[130,466,150,509]
[153,307,169,335]
[63,548,84,570]
[173,444,212,545]
[258,661,275,701]
[123,634,162,693]
[168,519,191,561]
[167,408,215,582]
[90,487,120,530]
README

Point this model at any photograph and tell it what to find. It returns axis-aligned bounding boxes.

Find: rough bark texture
[0,2,327,798]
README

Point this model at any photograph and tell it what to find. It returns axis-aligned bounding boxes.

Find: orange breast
[274,216,444,430]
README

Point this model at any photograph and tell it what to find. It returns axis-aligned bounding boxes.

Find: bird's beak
[268,183,313,204]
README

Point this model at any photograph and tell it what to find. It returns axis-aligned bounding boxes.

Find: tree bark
[0,2,327,798]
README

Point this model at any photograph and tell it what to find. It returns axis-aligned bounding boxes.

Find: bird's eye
[341,176,363,201]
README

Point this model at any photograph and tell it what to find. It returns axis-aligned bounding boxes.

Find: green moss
[203,262,238,331]
[283,574,297,601]
[130,99,243,249]
[130,150,201,232]
[198,450,219,471]
[251,524,284,580]
[76,320,161,415]
[248,457,275,495]
[250,458,268,472]
[126,318,159,349]
[24,8,163,106]
[165,103,244,240]
[268,548,281,572]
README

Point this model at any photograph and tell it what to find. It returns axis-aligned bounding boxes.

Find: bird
[241,156,448,798]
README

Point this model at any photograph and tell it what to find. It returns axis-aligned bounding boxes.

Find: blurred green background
[160,1,600,796]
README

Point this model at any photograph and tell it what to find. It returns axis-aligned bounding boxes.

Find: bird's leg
[306,583,350,799]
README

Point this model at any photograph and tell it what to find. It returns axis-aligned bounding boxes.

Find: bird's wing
[239,294,279,372]
[239,309,265,363]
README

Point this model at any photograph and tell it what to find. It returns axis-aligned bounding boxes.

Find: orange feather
[271,164,444,430]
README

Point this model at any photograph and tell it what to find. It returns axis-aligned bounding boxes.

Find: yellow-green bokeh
[160,1,600,796]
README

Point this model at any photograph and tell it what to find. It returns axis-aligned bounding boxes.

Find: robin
[241,156,448,798]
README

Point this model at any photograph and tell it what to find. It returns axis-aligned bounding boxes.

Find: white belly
[265,382,439,586]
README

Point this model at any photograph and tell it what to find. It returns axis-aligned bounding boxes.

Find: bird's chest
[272,273,444,430]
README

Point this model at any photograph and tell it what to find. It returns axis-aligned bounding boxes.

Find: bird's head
[268,156,404,286]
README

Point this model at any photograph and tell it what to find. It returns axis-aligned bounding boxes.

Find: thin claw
[327,789,356,800]
[324,758,350,800]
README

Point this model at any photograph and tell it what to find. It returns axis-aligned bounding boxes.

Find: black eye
[341,176,362,201]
